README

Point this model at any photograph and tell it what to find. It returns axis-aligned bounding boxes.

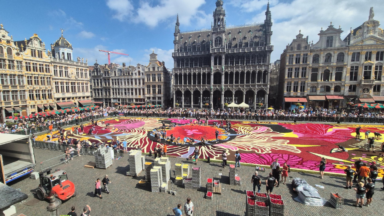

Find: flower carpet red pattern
[36,118,384,177]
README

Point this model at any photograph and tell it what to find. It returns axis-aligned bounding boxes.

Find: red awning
[94,102,103,104]
[57,102,76,108]
[359,98,375,103]
[326,95,344,100]
[308,96,326,101]
[284,98,308,103]
[37,105,43,108]
[79,100,94,106]
[373,96,384,101]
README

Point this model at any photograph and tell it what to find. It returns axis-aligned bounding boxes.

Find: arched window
[337,53,344,63]
[215,37,222,47]
[7,47,12,56]
[297,44,301,50]
[312,54,319,64]
[62,52,65,59]
[325,86,331,92]
[334,86,341,92]
[0,46,3,54]
[324,53,332,63]
[323,69,330,81]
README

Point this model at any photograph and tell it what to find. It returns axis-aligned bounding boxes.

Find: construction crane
[99,50,129,64]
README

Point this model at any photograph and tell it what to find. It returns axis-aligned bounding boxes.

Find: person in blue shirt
[122,140,127,152]
[173,204,182,216]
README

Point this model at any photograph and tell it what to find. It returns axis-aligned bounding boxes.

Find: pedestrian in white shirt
[184,197,194,216]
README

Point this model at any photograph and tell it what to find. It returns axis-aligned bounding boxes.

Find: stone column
[243,92,245,103]
[200,94,203,109]
[265,94,269,109]
[210,92,213,109]
[182,92,184,108]
[173,92,176,108]
[254,93,257,109]
[191,92,194,108]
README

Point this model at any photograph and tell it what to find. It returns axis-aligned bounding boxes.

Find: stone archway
[234,90,244,104]
[202,90,210,108]
[245,90,255,105]
[256,90,266,104]
[224,90,233,104]
[213,90,222,109]
[193,90,201,107]
[175,90,182,107]
[184,90,191,107]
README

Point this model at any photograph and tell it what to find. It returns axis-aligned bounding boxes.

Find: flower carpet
[35,117,384,177]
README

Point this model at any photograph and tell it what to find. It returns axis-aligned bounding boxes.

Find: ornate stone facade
[279,7,384,109]
[172,0,273,109]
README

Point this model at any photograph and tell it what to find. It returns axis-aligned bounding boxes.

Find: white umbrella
[227,102,239,108]
[238,102,250,108]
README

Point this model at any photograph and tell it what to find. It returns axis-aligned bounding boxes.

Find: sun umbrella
[8,116,13,119]
[354,103,371,108]
[14,117,18,120]
[374,104,384,109]
[29,114,34,118]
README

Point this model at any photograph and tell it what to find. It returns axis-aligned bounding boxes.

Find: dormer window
[297,44,301,50]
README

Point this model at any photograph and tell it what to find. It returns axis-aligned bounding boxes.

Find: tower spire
[176,14,179,26]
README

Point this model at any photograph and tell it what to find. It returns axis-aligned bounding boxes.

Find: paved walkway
[7,148,384,216]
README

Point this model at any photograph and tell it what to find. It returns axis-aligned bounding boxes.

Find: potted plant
[205,103,209,107]
[13,113,19,116]
[257,103,263,107]
[130,103,135,106]
[175,103,179,107]
[224,103,228,107]
[295,103,302,106]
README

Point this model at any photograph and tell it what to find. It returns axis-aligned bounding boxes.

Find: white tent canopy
[238,102,250,108]
[227,102,239,108]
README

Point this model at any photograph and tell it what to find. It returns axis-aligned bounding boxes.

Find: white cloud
[48,9,83,30]
[78,30,95,38]
[106,0,134,21]
[232,0,384,61]
[106,0,210,28]
[143,48,174,69]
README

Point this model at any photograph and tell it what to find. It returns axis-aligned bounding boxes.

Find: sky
[1,0,383,70]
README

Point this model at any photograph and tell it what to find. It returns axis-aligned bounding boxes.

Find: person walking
[67,206,77,216]
[193,147,199,165]
[356,126,361,141]
[102,175,111,194]
[354,182,366,208]
[273,165,281,187]
[173,204,183,216]
[94,178,102,199]
[318,157,326,179]
[365,178,375,207]
[358,163,370,184]
[184,197,194,216]
[281,163,289,185]
[353,158,363,182]
[251,171,261,193]
[370,166,378,184]
[235,151,241,167]
[81,205,91,216]
[215,129,219,142]
[222,151,227,168]
[344,165,355,189]
[266,173,277,195]
[163,145,167,156]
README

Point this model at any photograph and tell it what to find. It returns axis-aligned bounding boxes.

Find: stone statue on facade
[77,57,80,62]
[369,7,374,20]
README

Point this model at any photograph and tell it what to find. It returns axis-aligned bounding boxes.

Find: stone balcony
[360,79,375,85]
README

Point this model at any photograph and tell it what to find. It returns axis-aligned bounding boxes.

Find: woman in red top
[281,163,289,185]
